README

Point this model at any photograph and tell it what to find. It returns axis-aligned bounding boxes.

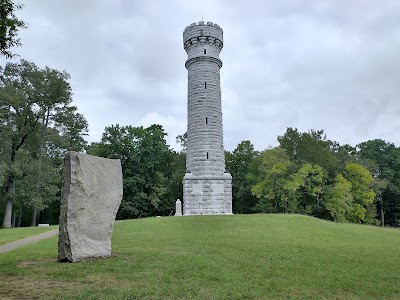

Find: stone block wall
[186,58,225,176]
[184,21,225,177]
[183,173,232,215]
[182,21,232,215]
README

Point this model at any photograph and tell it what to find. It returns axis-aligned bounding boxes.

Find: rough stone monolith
[58,151,123,262]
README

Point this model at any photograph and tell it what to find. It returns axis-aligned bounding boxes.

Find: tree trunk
[381,196,384,227]
[17,209,22,227]
[39,209,46,224]
[3,200,13,228]
[12,211,16,227]
[2,173,16,228]
[31,207,37,227]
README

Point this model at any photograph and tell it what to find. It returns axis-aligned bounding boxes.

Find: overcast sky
[3,0,400,151]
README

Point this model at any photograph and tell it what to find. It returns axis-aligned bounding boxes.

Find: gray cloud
[3,0,400,150]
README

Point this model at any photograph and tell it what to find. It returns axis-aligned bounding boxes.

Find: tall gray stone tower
[182,21,232,215]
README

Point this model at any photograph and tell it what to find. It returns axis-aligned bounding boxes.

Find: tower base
[183,173,232,215]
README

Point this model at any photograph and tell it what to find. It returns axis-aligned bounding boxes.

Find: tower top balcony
[183,21,223,54]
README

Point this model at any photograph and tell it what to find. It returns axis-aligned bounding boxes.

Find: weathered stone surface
[175,199,183,216]
[182,21,232,215]
[183,173,232,215]
[58,151,123,262]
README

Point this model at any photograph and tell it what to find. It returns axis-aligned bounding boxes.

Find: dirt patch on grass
[0,274,85,300]
[18,258,55,267]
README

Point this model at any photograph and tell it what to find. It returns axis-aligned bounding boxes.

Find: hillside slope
[1,214,399,299]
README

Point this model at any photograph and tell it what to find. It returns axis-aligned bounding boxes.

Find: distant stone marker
[175,199,182,216]
[58,152,123,262]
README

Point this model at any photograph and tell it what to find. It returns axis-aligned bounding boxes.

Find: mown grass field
[0,225,58,245]
[0,214,399,299]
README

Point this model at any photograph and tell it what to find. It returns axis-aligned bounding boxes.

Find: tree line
[1,60,400,227]
[1,1,399,227]
[227,129,400,227]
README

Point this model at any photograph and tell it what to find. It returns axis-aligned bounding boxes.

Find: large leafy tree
[250,146,326,215]
[88,124,176,219]
[324,174,353,222]
[285,163,324,215]
[226,140,259,214]
[278,128,338,177]
[342,163,375,224]
[251,147,294,213]
[13,152,60,226]
[0,0,27,58]
[357,139,400,226]
[0,60,88,227]
[371,177,388,227]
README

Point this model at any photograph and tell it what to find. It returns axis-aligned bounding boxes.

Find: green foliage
[357,139,400,227]
[225,140,259,213]
[0,0,27,58]
[0,161,6,187]
[175,132,187,151]
[0,60,88,155]
[232,129,400,226]
[278,128,338,176]
[285,163,324,214]
[250,147,326,215]
[14,155,60,211]
[83,127,400,227]
[325,174,353,222]
[251,147,293,213]
[88,124,182,219]
[343,163,375,223]
[0,60,88,227]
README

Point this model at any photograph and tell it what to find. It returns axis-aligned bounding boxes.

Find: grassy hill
[1,214,399,299]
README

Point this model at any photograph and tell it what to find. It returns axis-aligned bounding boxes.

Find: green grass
[0,225,58,245]
[0,214,399,299]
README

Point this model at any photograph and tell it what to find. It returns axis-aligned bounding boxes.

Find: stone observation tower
[182,21,232,215]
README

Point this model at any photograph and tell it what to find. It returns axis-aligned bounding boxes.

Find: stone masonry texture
[58,151,123,262]
[183,21,232,215]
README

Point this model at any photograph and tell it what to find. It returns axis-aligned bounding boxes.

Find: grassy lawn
[0,214,399,299]
[0,225,58,245]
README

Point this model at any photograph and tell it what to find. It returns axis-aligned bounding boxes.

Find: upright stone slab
[182,21,232,215]
[58,151,123,262]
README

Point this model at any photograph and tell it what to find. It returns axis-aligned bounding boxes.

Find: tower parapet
[183,21,223,61]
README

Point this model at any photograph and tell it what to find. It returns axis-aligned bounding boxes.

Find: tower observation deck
[182,21,232,215]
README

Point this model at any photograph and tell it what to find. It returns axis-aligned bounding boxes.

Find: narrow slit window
[206,152,209,159]
[204,49,206,54]
[205,82,207,89]
[206,117,208,124]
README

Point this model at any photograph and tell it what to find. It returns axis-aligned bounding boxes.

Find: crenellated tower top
[183,21,223,55]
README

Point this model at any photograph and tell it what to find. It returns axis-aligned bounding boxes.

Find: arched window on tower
[204,49,206,54]
[205,82,207,89]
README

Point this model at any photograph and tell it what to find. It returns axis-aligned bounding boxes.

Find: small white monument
[175,199,183,216]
